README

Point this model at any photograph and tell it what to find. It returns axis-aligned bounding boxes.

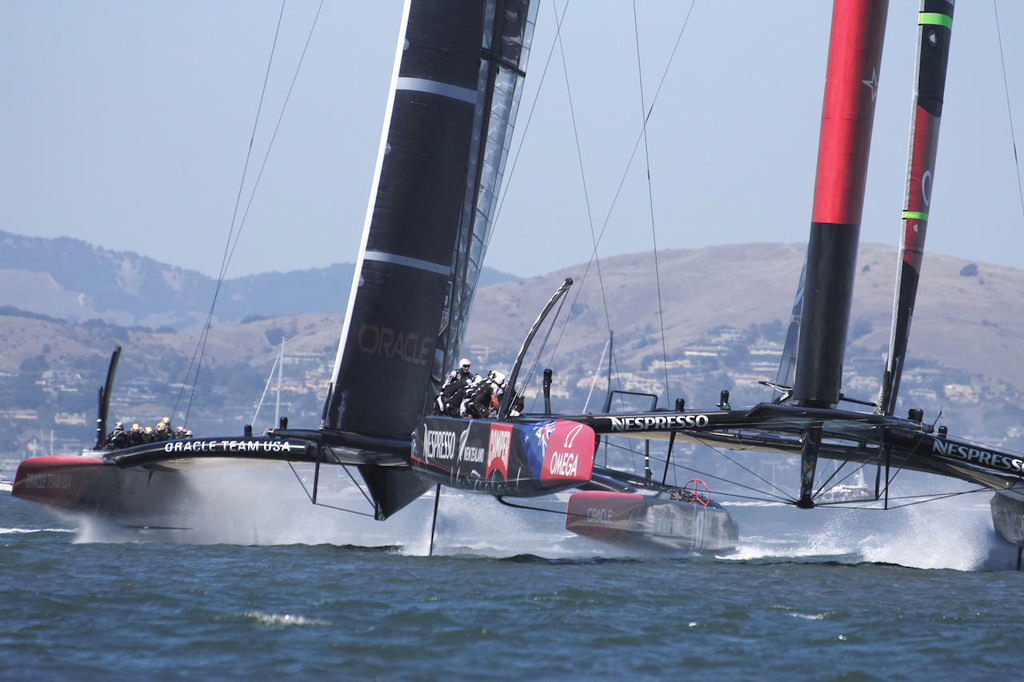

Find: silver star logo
[862,67,879,102]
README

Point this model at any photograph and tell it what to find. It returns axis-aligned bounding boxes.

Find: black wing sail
[772,258,805,403]
[876,1,954,416]
[325,0,536,439]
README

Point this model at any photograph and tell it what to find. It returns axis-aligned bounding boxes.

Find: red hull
[12,454,189,520]
[565,491,645,542]
[565,490,738,553]
[12,456,108,509]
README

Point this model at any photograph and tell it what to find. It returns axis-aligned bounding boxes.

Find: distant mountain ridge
[0,230,518,328]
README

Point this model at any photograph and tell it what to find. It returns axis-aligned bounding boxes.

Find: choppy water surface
[2,490,1022,681]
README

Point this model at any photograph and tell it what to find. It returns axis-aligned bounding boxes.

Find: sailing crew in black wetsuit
[434,358,478,416]
[463,370,506,419]
[104,422,127,449]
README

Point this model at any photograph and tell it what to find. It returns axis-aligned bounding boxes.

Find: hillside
[467,242,1024,391]
[2,239,1024,459]
[464,242,1024,443]
[0,230,515,327]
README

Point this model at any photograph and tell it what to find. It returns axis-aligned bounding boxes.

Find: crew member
[128,423,145,447]
[463,370,506,419]
[434,358,478,416]
[105,422,127,449]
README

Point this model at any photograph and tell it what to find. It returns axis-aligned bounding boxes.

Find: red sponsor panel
[565,491,644,541]
[540,421,594,485]
[11,456,106,508]
[486,422,512,481]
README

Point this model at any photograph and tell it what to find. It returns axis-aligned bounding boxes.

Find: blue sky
[1,1,1021,280]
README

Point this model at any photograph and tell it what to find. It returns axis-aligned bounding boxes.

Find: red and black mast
[793,0,889,506]
[876,1,955,416]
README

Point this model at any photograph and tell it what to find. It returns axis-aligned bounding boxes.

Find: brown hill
[467,242,1024,391]
[2,241,1023,456]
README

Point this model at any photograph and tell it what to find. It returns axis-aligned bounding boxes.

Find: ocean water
[3,486,1024,682]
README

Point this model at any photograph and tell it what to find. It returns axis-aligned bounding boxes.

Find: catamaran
[13,0,1024,565]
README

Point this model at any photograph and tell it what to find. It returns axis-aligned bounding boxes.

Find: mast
[876,1,954,416]
[275,337,284,426]
[325,0,536,439]
[94,346,122,449]
[793,0,888,506]
[793,0,889,409]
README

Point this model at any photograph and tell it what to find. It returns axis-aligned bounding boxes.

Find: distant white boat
[817,483,874,505]
[817,469,873,505]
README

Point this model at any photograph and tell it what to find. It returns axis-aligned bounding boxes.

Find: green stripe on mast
[918,12,952,29]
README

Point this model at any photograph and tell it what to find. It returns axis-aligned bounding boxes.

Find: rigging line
[877,422,945,493]
[608,351,627,403]
[642,0,697,126]
[286,460,316,503]
[497,0,697,257]
[181,2,326,425]
[617,435,786,499]
[340,462,377,510]
[992,0,1024,224]
[527,2,698,383]
[816,465,869,498]
[217,0,311,284]
[632,0,671,405]
[175,0,292,424]
[226,0,327,274]
[504,8,615,387]
[599,435,659,478]
[871,487,992,503]
[309,502,376,518]
[877,487,992,511]
[775,486,985,509]
[483,2,599,400]
[490,0,570,236]
[283,461,376,517]
[543,0,698,374]
[711,491,796,505]
[536,251,609,404]
[812,459,871,498]
[251,346,283,425]
[553,6,612,337]
[517,4,614,393]
[567,346,630,418]
[588,0,698,251]
[689,436,795,499]
[581,336,611,412]
[662,456,794,504]
[659,450,876,507]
